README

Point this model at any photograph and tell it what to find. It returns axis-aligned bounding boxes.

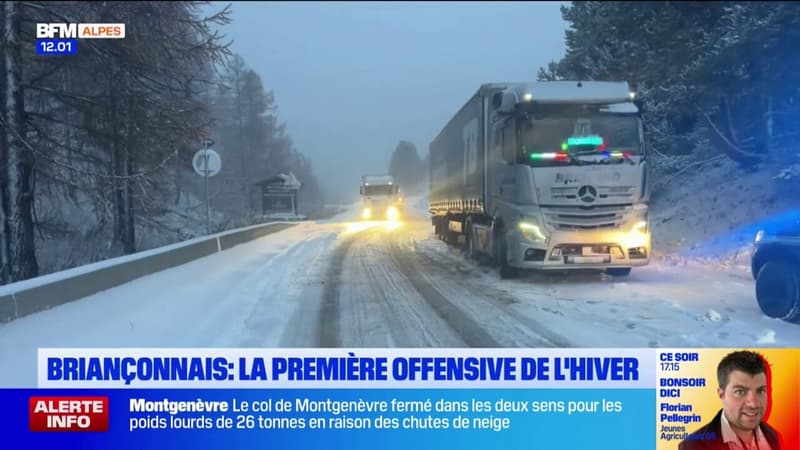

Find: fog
[211,1,567,202]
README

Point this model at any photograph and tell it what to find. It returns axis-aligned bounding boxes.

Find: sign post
[192,138,221,234]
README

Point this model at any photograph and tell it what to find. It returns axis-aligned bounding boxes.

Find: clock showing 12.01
[36,39,77,56]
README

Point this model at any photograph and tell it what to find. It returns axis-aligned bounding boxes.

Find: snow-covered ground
[650,156,800,271]
[1,194,798,388]
[0,214,347,387]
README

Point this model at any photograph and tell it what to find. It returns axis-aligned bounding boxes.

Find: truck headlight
[387,206,399,221]
[630,209,648,233]
[362,208,371,220]
[624,212,649,249]
[519,221,547,242]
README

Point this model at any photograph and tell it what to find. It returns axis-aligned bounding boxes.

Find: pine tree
[388,141,423,192]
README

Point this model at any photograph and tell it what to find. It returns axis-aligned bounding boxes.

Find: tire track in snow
[315,218,571,348]
[315,228,363,347]
[395,221,575,347]
[319,224,466,346]
[315,223,407,346]
[226,225,337,347]
[387,231,501,347]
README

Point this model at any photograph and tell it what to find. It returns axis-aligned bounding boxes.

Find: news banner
[2,348,798,450]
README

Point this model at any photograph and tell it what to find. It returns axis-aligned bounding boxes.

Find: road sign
[192,149,221,177]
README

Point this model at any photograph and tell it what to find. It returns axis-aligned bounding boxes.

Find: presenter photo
[679,350,780,450]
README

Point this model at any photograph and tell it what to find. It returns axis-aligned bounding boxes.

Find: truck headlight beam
[387,206,399,221]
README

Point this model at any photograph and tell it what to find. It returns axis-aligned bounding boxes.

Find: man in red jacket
[679,350,780,450]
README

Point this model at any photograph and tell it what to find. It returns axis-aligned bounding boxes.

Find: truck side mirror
[360,186,364,195]
[634,98,645,114]
[395,186,399,194]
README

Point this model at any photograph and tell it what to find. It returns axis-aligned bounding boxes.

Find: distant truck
[429,81,650,278]
[360,174,402,220]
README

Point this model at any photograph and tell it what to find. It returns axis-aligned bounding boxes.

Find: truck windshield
[519,114,642,164]
[363,185,395,196]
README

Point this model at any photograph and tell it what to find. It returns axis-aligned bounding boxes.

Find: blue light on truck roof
[600,150,632,159]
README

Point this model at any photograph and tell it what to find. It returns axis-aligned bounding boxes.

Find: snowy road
[1,202,799,386]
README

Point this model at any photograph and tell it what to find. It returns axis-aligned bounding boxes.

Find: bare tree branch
[700,109,764,159]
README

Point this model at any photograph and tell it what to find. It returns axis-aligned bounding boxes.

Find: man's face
[718,370,768,431]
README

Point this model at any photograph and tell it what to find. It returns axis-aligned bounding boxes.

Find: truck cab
[751,217,800,321]
[494,84,649,277]
[360,175,402,221]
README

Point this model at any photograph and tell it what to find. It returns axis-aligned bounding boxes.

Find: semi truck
[429,81,650,278]
[360,174,402,221]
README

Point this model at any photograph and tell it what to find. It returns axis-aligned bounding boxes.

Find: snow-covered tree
[388,141,424,193]
[545,1,800,170]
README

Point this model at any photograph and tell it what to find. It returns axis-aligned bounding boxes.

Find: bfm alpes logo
[36,23,126,39]
[36,22,125,55]
[29,396,109,432]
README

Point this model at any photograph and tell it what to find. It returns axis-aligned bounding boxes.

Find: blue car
[751,219,800,321]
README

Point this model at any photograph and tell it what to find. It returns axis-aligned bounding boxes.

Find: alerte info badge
[656,348,800,450]
[0,348,662,450]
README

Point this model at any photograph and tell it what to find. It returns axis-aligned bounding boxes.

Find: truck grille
[541,204,632,231]
[550,186,635,202]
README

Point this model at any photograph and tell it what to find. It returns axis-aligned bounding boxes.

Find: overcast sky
[208,1,568,201]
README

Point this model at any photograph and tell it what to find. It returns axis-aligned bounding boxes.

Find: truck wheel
[447,230,459,245]
[436,219,446,241]
[444,219,458,245]
[756,261,800,321]
[605,268,631,277]
[465,222,478,260]
[496,234,517,279]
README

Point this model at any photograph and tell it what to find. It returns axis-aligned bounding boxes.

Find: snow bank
[650,157,800,271]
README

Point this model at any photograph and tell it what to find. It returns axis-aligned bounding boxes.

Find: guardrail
[0,221,299,323]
